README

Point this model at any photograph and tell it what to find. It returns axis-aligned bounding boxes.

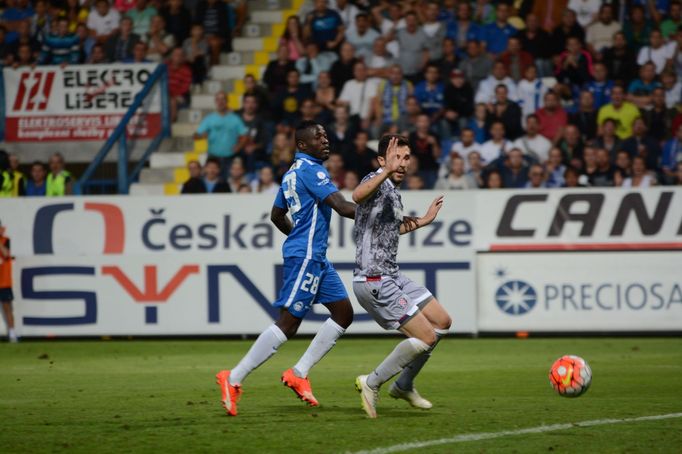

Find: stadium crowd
[1,0,682,194]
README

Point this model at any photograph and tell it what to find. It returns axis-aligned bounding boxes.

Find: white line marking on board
[347,412,682,454]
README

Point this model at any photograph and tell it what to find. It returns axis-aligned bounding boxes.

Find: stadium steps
[130,0,304,196]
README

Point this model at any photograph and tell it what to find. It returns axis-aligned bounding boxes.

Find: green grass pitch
[1,337,681,453]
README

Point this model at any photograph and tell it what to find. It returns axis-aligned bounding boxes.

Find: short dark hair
[377,134,409,158]
[295,120,320,145]
[205,157,221,168]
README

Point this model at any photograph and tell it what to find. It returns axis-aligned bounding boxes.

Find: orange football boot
[215,370,242,416]
[281,368,319,407]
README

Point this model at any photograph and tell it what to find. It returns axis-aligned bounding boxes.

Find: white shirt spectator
[622,174,655,188]
[568,0,601,27]
[87,7,120,36]
[517,78,551,123]
[475,75,518,104]
[331,0,360,33]
[637,44,674,74]
[434,173,478,190]
[345,27,380,62]
[479,139,511,164]
[439,142,481,177]
[339,77,379,119]
[586,21,621,53]
[665,81,682,108]
[513,134,552,162]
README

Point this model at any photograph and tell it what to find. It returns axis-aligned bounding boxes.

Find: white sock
[366,338,430,390]
[394,328,448,391]
[229,324,287,385]
[293,318,345,378]
[8,328,16,339]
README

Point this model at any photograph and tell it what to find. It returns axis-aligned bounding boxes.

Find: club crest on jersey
[398,298,407,308]
[293,301,305,312]
[317,171,326,179]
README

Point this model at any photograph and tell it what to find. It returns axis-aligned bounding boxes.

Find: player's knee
[436,315,452,331]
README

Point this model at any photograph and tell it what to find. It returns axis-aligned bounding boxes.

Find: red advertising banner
[3,64,162,142]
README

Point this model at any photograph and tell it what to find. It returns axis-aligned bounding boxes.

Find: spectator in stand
[414,63,445,125]
[435,155,477,190]
[280,15,304,61]
[160,0,190,46]
[458,40,494,91]
[433,37,458,81]
[409,114,441,188]
[480,3,516,56]
[479,121,511,164]
[495,148,529,188]
[570,90,598,141]
[594,118,623,161]
[88,42,108,63]
[194,92,248,176]
[344,12,379,62]
[475,61,518,105]
[343,170,360,191]
[124,40,148,62]
[272,69,311,125]
[62,0,89,34]
[12,42,34,67]
[304,0,344,53]
[669,26,682,75]
[270,131,295,181]
[563,166,583,187]
[338,61,379,130]
[468,102,490,144]
[637,29,673,75]
[584,63,614,110]
[598,85,641,139]
[446,2,481,53]
[485,169,504,188]
[446,128,479,170]
[38,17,79,65]
[343,130,377,180]
[325,152,345,188]
[622,155,657,187]
[642,87,676,141]
[586,4,621,56]
[662,2,682,39]
[167,47,192,122]
[241,74,269,117]
[550,9,585,57]
[513,114,552,163]
[115,0,135,14]
[614,149,632,181]
[569,0,601,28]
[396,95,422,136]
[422,1,446,61]
[143,15,173,62]
[661,70,682,109]
[263,45,295,95]
[485,84,523,141]
[7,154,24,197]
[194,0,230,66]
[76,23,95,62]
[627,61,662,109]
[591,148,616,186]
[536,91,568,143]
[517,15,553,76]
[602,32,639,87]
[24,161,47,196]
[2,0,34,39]
[443,69,474,136]
[366,37,395,79]
[498,36,533,82]
[251,166,279,195]
[332,0,359,34]
[546,147,567,187]
[467,150,484,187]
[226,157,249,193]
[105,16,139,62]
[517,65,550,125]
[126,0,156,37]
[329,41,358,94]
[580,145,599,184]
[621,118,662,170]
[46,153,72,196]
[557,124,585,168]
[525,163,547,188]
[327,104,357,156]
[9,18,39,60]
[662,124,682,182]
[623,5,654,52]
[295,41,337,92]
[556,36,595,96]
[182,24,208,85]
[373,65,413,134]
[181,157,231,194]
[87,0,120,44]
[396,11,429,81]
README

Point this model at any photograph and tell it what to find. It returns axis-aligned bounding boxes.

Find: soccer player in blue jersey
[216,121,357,416]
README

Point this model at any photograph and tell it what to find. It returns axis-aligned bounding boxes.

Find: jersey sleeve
[301,165,338,202]
[273,186,287,209]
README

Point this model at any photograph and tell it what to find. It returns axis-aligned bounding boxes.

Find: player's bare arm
[399,196,445,235]
[270,205,293,235]
[352,137,404,204]
[324,192,356,219]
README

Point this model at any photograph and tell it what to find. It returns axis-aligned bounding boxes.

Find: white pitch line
[347,412,682,454]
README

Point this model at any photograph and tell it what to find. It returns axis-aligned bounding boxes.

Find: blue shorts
[273,258,348,318]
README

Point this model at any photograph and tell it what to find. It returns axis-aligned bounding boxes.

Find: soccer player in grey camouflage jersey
[352,134,452,418]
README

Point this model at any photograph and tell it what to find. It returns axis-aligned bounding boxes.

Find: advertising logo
[494,268,537,316]
[13,71,56,112]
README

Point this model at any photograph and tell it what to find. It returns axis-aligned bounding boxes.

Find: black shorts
[0,287,14,302]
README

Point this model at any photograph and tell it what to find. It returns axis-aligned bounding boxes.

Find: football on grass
[549,355,592,397]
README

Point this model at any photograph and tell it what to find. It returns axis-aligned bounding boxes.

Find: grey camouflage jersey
[353,170,403,277]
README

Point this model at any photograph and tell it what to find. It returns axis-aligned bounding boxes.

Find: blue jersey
[584,80,614,109]
[274,152,338,262]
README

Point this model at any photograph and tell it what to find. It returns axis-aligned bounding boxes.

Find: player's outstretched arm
[399,196,444,235]
[270,205,293,235]
[324,192,357,220]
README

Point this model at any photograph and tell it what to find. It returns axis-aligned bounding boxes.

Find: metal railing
[74,64,171,195]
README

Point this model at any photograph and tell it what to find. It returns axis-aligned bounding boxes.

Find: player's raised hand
[384,137,402,175]
[424,195,444,223]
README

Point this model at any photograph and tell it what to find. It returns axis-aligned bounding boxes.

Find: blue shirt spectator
[38,19,80,65]
[413,64,445,117]
[480,4,516,55]
[584,80,614,109]
[306,5,343,50]
[195,92,248,159]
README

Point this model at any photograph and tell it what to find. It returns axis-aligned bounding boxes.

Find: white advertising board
[477,252,682,332]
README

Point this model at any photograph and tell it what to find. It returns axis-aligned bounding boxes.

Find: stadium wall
[1,188,681,336]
